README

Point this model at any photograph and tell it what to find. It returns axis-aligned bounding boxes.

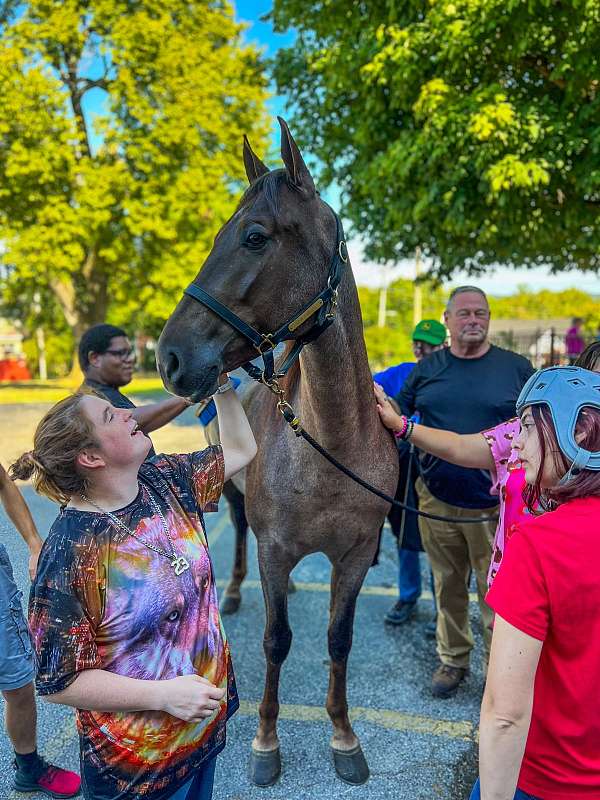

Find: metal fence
[489,328,595,368]
[489,328,560,367]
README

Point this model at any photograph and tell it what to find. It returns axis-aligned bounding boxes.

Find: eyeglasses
[104,347,136,361]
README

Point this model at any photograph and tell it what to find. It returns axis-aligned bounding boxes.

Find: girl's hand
[158,675,226,723]
[374,382,404,431]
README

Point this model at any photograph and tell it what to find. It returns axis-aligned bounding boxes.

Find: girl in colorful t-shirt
[10,375,257,800]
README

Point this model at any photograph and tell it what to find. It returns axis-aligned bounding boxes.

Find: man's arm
[131,397,191,434]
[479,615,542,800]
[0,463,43,579]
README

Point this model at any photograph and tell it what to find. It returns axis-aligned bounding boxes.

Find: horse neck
[295,267,378,444]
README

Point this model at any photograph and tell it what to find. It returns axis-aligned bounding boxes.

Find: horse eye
[245,231,267,249]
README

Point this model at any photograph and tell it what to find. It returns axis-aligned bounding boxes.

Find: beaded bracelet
[393,416,409,440]
[394,416,415,442]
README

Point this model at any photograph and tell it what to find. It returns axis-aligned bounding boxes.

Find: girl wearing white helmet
[469,365,600,799]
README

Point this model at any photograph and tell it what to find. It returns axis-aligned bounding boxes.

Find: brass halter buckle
[255,334,276,355]
[326,285,339,321]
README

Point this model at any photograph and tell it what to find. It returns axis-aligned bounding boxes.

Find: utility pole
[33,292,47,380]
[378,264,388,327]
[413,246,423,328]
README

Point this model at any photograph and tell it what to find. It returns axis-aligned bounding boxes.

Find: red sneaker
[13,758,81,798]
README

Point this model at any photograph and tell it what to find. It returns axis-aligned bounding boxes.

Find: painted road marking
[238,700,475,741]
[216,578,479,603]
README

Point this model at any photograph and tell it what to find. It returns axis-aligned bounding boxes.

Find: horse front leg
[326,546,373,785]
[220,480,248,615]
[249,548,294,787]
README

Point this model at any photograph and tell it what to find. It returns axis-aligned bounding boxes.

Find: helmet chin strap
[559,446,592,485]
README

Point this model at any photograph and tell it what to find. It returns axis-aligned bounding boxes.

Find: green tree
[489,286,600,331]
[0,0,269,371]
[272,0,600,277]
[358,277,447,368]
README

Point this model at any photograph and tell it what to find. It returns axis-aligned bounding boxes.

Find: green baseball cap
[412,319,447,346]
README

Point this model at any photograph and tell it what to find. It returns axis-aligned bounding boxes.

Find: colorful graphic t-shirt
[482,419,533,587]
[29,447,237,800]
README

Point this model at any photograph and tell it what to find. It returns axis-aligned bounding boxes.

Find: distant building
[0,318,31,380]
[0,318,25,358]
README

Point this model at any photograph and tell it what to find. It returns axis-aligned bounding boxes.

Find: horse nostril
[164,349,181,384]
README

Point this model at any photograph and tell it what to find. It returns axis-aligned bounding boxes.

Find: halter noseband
[183,209,348,383]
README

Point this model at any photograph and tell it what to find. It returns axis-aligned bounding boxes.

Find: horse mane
[237,169,295,222]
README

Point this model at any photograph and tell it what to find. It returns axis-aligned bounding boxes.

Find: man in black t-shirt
[79,324,192,457]
[398,287,534,698]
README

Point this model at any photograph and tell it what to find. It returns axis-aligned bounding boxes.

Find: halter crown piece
[183,205,347,384]
[516,366,600,484]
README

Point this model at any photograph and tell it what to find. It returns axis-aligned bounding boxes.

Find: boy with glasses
[79,325,192,456]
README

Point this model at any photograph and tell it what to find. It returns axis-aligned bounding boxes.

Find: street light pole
[413,246,422,328]
[378,264,388,327]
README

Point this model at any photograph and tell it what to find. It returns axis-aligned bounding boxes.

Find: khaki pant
[416,478,496,670]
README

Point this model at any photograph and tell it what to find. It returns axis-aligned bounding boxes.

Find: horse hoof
[287,577,296,594]
[249,747,281,786]
[331,744,370,785]
[220,594,241,615]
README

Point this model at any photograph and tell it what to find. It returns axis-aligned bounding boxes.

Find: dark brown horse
[156,120,398,786]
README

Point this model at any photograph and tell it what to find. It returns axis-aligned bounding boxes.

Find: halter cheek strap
[183,208,347,382]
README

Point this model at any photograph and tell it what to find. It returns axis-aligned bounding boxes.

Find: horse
[156,118,399,786]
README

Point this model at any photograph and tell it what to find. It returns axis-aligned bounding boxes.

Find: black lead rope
[278,405,499,526]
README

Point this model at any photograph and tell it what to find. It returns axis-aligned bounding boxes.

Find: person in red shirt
[469,366,600,800]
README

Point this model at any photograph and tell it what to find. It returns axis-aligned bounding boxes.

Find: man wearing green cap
[374,319,447,632]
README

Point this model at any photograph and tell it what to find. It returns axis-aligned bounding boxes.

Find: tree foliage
[0,0,269,360]
[272,0,600,277]
[358,278,447,368]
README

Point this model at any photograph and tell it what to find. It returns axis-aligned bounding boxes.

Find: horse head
[157,118,342,400]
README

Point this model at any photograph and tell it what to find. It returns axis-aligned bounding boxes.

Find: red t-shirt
[486,496,600,799]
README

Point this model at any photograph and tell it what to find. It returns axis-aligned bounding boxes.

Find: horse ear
[278,117,315,194]
[243,135,269,183]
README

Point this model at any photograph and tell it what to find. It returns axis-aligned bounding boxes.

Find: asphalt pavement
[0,487,482,799]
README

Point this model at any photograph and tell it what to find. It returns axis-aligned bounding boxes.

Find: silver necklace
[80,486,190,576]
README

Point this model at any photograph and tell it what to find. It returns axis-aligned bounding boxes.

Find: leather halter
[183,209,348,383]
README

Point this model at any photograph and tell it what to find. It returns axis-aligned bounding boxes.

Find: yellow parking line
[238,700,474,741]
[217,578,478,603]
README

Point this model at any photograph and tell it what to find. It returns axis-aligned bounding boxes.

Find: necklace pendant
[171,555,190,575]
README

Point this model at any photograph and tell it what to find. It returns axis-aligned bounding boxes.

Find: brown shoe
[431,663,468,698]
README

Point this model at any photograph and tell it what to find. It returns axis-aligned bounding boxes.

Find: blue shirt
[373,362,416,397]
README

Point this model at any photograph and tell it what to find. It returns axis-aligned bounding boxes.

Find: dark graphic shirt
[29,447,237,800]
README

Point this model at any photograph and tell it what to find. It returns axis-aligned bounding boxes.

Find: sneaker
[13,758,81,798]
[384,600,416,625]
[431,663,468,698]
[424,619,437,639]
